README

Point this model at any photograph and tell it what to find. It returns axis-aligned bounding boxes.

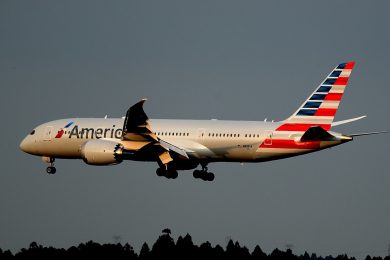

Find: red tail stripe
[315,108,337,117]
[276,123,331,132]
[344,61,355,69]
[334,77,349,85]
[324,93,343,101]
[260,139,320,149]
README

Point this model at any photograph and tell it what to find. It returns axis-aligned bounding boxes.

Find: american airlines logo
[56,122,123,139]
[55,122,74,138]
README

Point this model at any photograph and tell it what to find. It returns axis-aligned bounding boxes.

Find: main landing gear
[193,164,214,181]
[156,167,178,179]
[42,157,56,174]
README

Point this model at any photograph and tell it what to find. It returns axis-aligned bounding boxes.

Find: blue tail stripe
[323,78,336,85]
[303,102,322,108]
[330,70,342,77]
[310,94,326,101]
[297,109,316,116]
[317,86,332,93]
[337,63,347,69]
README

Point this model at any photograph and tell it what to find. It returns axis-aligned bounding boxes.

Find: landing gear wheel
[166,170,178,179]
[46,166,56,174]
[156,168,164,177]
[193,170,201,179]
[206,172,215,181]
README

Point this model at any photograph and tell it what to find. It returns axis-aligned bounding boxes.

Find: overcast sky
[1,1,389,258]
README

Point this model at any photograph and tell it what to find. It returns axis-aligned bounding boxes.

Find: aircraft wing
[121,99,190,165]
[122,99,158,142]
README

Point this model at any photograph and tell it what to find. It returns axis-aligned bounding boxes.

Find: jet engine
[81,140,124,165]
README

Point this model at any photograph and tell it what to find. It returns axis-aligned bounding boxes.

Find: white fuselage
[20,118,345,163]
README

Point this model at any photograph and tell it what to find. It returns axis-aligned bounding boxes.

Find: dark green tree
[139,242,151,259]
[252,245,267,259]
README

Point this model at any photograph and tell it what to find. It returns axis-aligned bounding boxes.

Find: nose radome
[19,136,30,153]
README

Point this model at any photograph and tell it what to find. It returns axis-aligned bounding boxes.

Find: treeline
[1,230,388,260]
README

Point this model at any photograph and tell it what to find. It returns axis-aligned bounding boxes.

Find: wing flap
[159,139,190,159]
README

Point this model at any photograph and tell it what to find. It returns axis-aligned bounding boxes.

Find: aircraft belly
[200,140,257,161]
[256,148,314,160]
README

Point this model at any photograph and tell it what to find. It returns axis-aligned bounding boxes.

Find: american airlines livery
[20,62,386,181]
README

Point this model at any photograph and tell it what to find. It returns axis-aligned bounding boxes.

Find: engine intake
[81,140,123,165]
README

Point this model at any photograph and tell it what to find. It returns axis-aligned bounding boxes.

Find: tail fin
[281,61,355,131]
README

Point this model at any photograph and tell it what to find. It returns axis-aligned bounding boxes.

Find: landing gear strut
[44,157,56,174]
[193,164,214,181]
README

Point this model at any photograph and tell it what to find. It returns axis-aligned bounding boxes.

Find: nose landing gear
[42,156,56,174]
[46,166,56,174]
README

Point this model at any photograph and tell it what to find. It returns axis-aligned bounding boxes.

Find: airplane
[20,61,386,181]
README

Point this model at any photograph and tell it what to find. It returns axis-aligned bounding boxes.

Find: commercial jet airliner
[20,62,386,181]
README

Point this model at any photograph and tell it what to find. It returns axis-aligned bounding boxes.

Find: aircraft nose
[20,136,32,153]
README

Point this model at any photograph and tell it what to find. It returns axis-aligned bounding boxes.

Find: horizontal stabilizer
[300,126,338,142]
[332,115,366,127]
[349,131,388,137]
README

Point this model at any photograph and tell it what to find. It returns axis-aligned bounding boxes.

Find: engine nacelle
[81,140,124,165]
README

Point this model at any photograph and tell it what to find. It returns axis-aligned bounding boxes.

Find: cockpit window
[30,130,35,135]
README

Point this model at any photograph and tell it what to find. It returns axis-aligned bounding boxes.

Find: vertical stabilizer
[280,61,355,132]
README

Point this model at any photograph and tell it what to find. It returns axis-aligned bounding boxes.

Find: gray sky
[1,0,389,258]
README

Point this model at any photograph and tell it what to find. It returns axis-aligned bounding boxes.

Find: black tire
[46,166,56,174]
[193,170,201,179]
[206,172,215,181]
[170,170,178,179]
[166,170,178,179]
[156,168,164,177]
